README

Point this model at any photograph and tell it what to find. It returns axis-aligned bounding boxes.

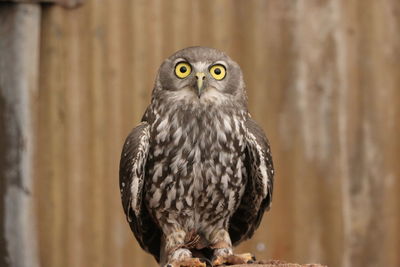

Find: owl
[120,47,274,267]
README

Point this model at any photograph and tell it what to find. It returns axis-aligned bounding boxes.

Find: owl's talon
[199,257,213,267]
[212,253,255,266]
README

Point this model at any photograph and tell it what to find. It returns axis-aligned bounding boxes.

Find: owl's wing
[229,118,274,245]
[119,122,162,262]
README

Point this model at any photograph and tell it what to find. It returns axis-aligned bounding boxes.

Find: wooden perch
[224,260,327,267]
[225,264,325,267]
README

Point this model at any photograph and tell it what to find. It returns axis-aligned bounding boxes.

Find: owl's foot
[207,230,254,265]
[212,252,255,266]
[166,257,207,267]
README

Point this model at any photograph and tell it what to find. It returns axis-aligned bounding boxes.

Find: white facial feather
[200,88,230,106]
[192,61,209,72]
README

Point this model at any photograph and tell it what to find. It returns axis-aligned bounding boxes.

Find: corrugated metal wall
[34,1,400,267]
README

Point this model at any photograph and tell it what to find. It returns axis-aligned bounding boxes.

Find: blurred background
[1,1,399,267]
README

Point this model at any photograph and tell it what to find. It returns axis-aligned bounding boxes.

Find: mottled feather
[119,122,162,261]
[229,118,274,245]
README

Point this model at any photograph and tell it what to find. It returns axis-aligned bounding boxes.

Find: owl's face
[155,47,246,106]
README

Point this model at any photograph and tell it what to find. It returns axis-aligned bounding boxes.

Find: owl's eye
[209,64,226,80]
[175,62,192,79]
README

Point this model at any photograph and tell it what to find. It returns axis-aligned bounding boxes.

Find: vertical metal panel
[0,3,40,267]
[35,1,400,267]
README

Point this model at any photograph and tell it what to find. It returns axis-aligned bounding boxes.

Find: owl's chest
[144,109,247,217]
[148,110,245,177]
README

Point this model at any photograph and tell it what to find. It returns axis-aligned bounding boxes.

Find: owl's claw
[167,257,207,267]
[212,252,254,266]
[200,257,213,267]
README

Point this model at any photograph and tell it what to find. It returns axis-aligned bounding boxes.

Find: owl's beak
[195,72,205,97]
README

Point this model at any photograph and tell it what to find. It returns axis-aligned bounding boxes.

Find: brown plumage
[119,47,274,267]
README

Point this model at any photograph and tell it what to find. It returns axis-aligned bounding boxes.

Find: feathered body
[145,90,248,234]
[120,47,274,267]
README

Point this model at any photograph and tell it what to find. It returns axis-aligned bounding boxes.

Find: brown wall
[33,1,400,267]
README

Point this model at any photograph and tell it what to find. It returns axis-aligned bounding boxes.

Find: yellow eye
[209,64,226,80]
[175,62,192,79]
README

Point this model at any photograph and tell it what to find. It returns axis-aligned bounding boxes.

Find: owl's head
[154,46,246,107]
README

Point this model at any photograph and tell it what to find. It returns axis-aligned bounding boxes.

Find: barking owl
[120,47,274,267]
